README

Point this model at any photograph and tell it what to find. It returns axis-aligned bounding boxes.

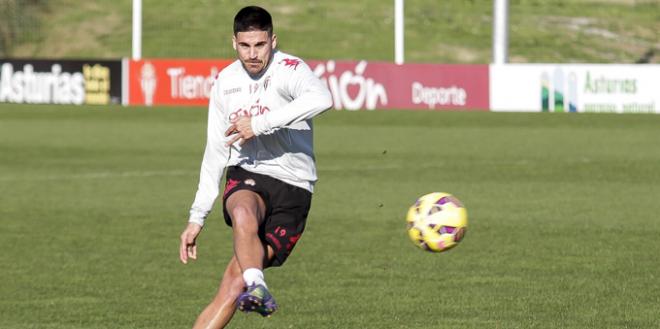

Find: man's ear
[232,35,237,50]
[271,34,277,49]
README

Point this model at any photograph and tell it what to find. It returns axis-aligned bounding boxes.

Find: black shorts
[222,166,312,267]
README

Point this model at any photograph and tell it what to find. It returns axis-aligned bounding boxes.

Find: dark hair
[233,6,273,35]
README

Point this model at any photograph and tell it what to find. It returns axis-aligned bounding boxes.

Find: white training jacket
[188,51,333,226]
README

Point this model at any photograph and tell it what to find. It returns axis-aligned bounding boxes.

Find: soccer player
[178,5,333,329]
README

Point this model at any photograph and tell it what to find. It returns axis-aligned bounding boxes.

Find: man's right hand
[225,116,255,146]
[179,222,202,264]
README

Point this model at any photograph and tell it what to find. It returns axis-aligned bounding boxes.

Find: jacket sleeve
[188,83,231,226]
[250,59,333,135]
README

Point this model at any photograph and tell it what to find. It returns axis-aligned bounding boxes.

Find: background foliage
[4,0,659,63]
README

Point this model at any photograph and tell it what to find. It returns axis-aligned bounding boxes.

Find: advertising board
[490,64,660,113]
[128,58,490,110]
[0,59,122,105]
[308,60,489,111]
[128,59,232,106]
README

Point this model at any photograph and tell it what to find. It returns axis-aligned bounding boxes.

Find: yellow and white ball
[406,192,467,252]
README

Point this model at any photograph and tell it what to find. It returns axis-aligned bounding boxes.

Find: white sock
[243,268,267,288]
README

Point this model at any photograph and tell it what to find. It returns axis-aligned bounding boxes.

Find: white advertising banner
[490,64,660,113]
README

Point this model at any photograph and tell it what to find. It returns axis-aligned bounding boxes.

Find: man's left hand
[225,116,255,146]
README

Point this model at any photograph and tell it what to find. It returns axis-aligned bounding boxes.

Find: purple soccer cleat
[237,284,278,317]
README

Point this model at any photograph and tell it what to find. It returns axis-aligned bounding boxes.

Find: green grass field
[2,104,660,328]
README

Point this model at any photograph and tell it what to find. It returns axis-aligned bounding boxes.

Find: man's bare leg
[190,190,273,328]
[225,190,267,274]
[192,256,243,329]
[192,248,276,329]
[225,190,278,315]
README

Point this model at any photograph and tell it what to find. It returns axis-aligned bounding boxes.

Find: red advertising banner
[128,58,489,110]
[308,60,489,111]
[129,59,232,106]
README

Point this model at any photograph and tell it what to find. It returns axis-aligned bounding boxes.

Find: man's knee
[230,204,259,234]
[230,203,256,221]
[226,191,265,230]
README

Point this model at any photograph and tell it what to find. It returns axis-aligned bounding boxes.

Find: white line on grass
[0,170,195,182]
[0,159,538,182]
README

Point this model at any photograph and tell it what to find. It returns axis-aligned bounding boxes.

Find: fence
[2,57,659,114]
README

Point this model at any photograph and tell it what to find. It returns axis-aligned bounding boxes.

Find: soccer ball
[406,192,468,252]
